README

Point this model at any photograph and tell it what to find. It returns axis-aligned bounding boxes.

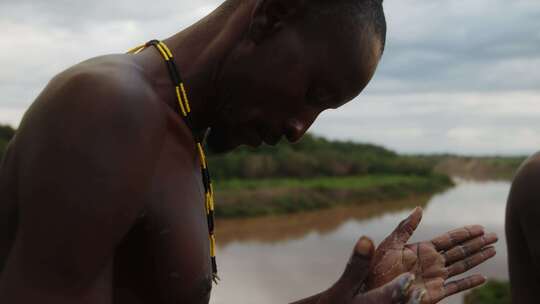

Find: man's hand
[367,207,498,303]
[312,237,427,304]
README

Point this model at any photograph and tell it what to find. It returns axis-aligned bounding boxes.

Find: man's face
[207,19,382,153]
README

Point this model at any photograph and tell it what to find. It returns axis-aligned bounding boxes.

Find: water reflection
[211,180,509,304]
[216,195,432,246]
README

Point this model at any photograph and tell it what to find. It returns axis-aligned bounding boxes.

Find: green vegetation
[208,135,454,218]
[215,174,453,218]
[0,125,15,158]
[216,174,450,191]
[464,280,511,304]
[209,134,434,180]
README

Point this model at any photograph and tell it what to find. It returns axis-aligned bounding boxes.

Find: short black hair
[220,0,387,53]
[306,0,387,53]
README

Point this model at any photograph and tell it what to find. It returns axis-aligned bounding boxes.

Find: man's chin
[206,129,239,155]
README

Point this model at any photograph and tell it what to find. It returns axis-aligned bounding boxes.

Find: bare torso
[112,130,213,304]
[0,53,214,303]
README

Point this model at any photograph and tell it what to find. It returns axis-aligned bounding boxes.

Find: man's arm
[0,64,165,303]
[506,153,540,303]
[290,236,424,304]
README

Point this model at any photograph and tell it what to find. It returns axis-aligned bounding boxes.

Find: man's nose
[284,110,320,143]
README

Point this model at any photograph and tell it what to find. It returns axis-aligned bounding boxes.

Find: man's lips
[240,125,283,147]
[245,130,262,147]
[261,128,282,146]
[267,134,282,145]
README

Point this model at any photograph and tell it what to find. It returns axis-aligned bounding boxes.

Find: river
[211,180,510,304]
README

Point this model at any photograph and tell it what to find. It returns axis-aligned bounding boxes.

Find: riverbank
[216,194,433,246]
[431,156,525,181]
[214,173,453,218]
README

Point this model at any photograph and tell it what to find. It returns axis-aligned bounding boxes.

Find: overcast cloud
[1,0,539,155]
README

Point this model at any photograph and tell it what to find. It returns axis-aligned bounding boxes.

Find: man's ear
[249,0,306,44]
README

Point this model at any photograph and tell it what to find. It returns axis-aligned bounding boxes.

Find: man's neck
[150,1,254,133]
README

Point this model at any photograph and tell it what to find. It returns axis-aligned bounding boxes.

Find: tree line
[208,134,435,180]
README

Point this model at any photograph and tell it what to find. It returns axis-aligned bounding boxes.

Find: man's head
[207,0,386,153]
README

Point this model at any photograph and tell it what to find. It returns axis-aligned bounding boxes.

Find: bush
[464,280,511,304]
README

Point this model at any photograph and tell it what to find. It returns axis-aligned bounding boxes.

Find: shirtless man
[506,152,540,303]
[0,0,497,303]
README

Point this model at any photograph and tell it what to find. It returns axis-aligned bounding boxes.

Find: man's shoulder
[31,54,165,133]
[509,152,540,204]
[15,55,170,161]
[50,54,156,110]
[63,56,197,151]
[515,152,540,179]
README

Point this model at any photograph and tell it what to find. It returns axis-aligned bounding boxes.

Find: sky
[0,0,539,155]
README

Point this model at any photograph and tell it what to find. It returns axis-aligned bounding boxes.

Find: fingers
[431,225,485,251]
[354,273,418,304]
[332,236,375,299]
[390,207,423,245]
[443,232,498,265]
[443,274,486,298]
[446,246,496,278]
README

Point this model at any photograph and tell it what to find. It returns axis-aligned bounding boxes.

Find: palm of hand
[367,208,497,304]
[369,242,446,302]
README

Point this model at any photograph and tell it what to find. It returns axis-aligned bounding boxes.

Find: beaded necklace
[128,40,219,283]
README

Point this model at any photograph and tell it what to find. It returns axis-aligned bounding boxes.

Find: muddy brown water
[211,180,509,304]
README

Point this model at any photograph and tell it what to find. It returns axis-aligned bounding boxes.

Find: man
[0,0,497,303]
[506,152,540,303]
